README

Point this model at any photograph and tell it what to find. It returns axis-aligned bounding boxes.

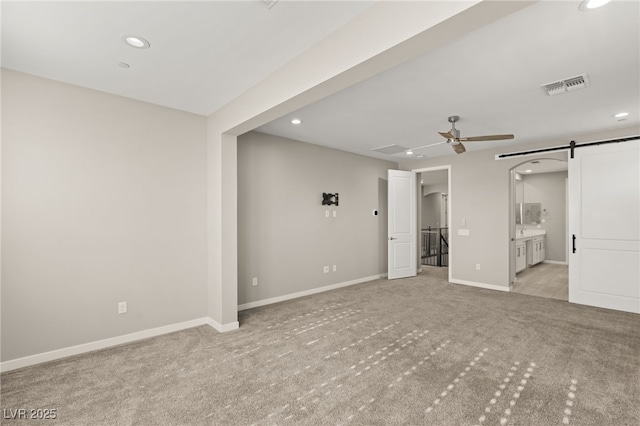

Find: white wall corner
[449,279,510,292]
[206,317,240,333]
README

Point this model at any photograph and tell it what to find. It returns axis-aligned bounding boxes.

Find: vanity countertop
[516,229,546,240]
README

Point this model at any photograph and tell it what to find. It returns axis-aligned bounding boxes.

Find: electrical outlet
[325,210,330,218]
[118,301,127,314]
[476,264,481,271]
[333,265,337,272]
[333,210,337,218]
[323,266,330,273]
[252,277,258,286]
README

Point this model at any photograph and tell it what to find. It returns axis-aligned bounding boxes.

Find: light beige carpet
[2,269,639,425]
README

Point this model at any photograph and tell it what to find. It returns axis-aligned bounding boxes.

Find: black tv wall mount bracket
[322,193,339,206]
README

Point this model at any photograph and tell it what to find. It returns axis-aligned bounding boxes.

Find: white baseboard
[206,318,239,333]
[543,260,568,265]
[238,274,384,311]
[0,274,383,372]
[449,278,510,292]
[1,317,214,373]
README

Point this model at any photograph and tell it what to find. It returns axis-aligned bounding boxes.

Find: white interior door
[568,139,640,314]
[388,170,417,280]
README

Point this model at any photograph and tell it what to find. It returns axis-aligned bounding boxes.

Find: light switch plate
[458,229,470,236]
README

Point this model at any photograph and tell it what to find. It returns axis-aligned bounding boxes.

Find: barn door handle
[572,234,576,253]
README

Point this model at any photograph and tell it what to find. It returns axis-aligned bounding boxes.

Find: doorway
[509,158,568,300]
[414,166,452,282]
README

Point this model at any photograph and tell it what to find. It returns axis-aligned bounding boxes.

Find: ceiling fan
[409,115,514,155]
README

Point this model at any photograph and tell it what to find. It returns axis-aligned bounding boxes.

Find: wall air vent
[371,144,408,155]
[541,73,590,96]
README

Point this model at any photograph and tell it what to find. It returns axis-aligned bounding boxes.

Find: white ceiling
[1,1,373,116]
[2,1,638,162]
[257,0,640,160]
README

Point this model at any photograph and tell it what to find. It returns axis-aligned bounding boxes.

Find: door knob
[389,237,397,240]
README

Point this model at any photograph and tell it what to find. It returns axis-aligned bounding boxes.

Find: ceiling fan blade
[438,131,454,139]
[459,134,514,142]
[451,142,466,154]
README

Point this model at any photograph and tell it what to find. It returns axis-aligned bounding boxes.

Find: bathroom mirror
[524,202,541,224]
[516,203,542,225]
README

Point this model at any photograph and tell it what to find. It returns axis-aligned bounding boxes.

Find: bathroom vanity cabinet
[516,241,527,273]
[527,236,546,266]
[515,230,546,273]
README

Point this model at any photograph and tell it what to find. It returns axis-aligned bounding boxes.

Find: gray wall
[1,70,208,361]
[421,180,447,229]
[422,193,441,229]
[237,131,397,305]
[522,171,568,262]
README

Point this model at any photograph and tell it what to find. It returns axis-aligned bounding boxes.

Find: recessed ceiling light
[579,0,611,11]
[118,62,130,68]
[291,118,302,125]
[613,112,629,118]
[525,169,533,173]
[416,154,424,159]
[406,150,414,155]
[122,34,150,49]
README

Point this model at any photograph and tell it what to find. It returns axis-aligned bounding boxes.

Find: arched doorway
[509,158,568,300]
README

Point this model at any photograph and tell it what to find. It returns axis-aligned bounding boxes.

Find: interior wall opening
[509,157,568,301]
[415,167,451,282]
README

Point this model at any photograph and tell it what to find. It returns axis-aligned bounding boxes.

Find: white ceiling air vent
[371,144,408,155]
[541,73,590,96]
